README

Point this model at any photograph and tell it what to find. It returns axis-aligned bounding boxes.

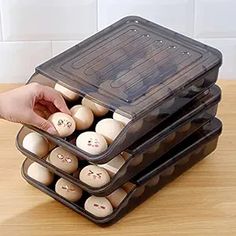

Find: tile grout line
[96,0,99,31]
[193,0,196,38]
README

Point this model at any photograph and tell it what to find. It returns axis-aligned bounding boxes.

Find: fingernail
[47,126,58,135]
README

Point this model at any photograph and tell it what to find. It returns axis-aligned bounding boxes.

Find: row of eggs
[27,161,135,218]
[22,132,126,188]
[49,83,133,155]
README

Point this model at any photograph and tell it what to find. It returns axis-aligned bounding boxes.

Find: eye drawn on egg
[87,138,100,148]
[87,169,103,179]
[93,203,106,210]
[57,119,72,128]
[57,154,72,163]
[61,185,75,192]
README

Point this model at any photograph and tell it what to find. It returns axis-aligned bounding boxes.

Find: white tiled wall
[0,0,235,82]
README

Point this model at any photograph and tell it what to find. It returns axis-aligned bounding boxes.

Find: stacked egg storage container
[16,16,223,225]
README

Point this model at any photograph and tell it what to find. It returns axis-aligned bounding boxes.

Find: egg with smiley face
[76,131,108,155]
[84,196,113,217]
[47,147,78,174]
[55,178,82,202]
[79,165,110,188]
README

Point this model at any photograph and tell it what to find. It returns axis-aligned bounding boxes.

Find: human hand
[0,83,70,134]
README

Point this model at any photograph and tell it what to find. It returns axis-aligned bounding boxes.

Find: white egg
[95,118,124,144]
[54,83,79,101]
[48,112,76,137]
[70,105,94,130]
[22,132,49,157]
[76,131,108,155]
[82,97,109,117]
[27,162,54,186]
[113,112,131,125]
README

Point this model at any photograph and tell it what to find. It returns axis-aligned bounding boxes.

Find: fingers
[38,100,58,114]
[28,112,58,135]
[34,83,71,115]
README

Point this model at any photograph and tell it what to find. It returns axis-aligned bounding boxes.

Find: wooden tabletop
[0,81,235,236]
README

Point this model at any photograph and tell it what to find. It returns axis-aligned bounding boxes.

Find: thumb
[29,113,57,135]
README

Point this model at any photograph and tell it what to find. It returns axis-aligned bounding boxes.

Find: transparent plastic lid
[36,16,222,119]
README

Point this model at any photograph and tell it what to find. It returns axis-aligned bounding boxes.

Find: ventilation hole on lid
[130,29,137,32]
[182,51,191,55]
[134,20,139,23]
[142,34,150,37]
[155,39,163,44]
[168,45,177,49]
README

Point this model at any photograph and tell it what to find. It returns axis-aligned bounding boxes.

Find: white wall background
[0,0,235,83]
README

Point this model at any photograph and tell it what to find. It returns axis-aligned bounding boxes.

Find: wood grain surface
[0,81,235,236]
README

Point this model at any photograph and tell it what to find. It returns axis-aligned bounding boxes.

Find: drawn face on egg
[61,184,76,192]
[79,165,110,188]
[87,137,100,148]
[57,153,72,163]
[57,119,72,128]
[76,131,108,155]
[87,169,103,180]
[47,147,78,174]
[55,178,82,202]
[84,196,113,217]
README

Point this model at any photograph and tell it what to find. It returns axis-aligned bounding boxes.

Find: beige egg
[27,162,54,186]
[161,166,175,177]
[55,178,82,202]
[178,122,191,133]
[95,118,124,144]
[84,196,113,217]
[106,188,127,208]
[22,132,49,157]
[47,147,78,174]
[82,97,109,117]
[48,112,76,137]
[113,112,131,125]
[79,165,110,188]
[70,105,94,130]
[98,155,125,177]
[163,132,176,144]
[76,131,108,155]
[122,182,136,193]
[146,142,160,154]
[54,83,79,101]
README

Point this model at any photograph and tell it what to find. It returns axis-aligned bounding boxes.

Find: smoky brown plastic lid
[36,15,222,119]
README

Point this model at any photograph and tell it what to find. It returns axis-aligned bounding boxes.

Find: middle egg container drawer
[16,85,221,196]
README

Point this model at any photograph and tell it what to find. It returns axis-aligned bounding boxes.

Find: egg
[82,97,109,117]
[79,165,110,188]
[98,155,125,177]
[122,182,136,193]
[54,83,79,101]
[48,112,76,137]
[178,122,191,133]
[27,162,54,186]
[95,118,124,144]
[47,147,78,174]
[70,105,94,130]
[112,112,131,125]
[163,132,176,144]
[55,178,82,202]
[22,132,49,157]
[106,188,127,208]
[84,196,113,217]
[76,131,108,155]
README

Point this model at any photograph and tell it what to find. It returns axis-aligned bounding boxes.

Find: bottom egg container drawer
[17,86,221,196]
[21,118,222,225]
